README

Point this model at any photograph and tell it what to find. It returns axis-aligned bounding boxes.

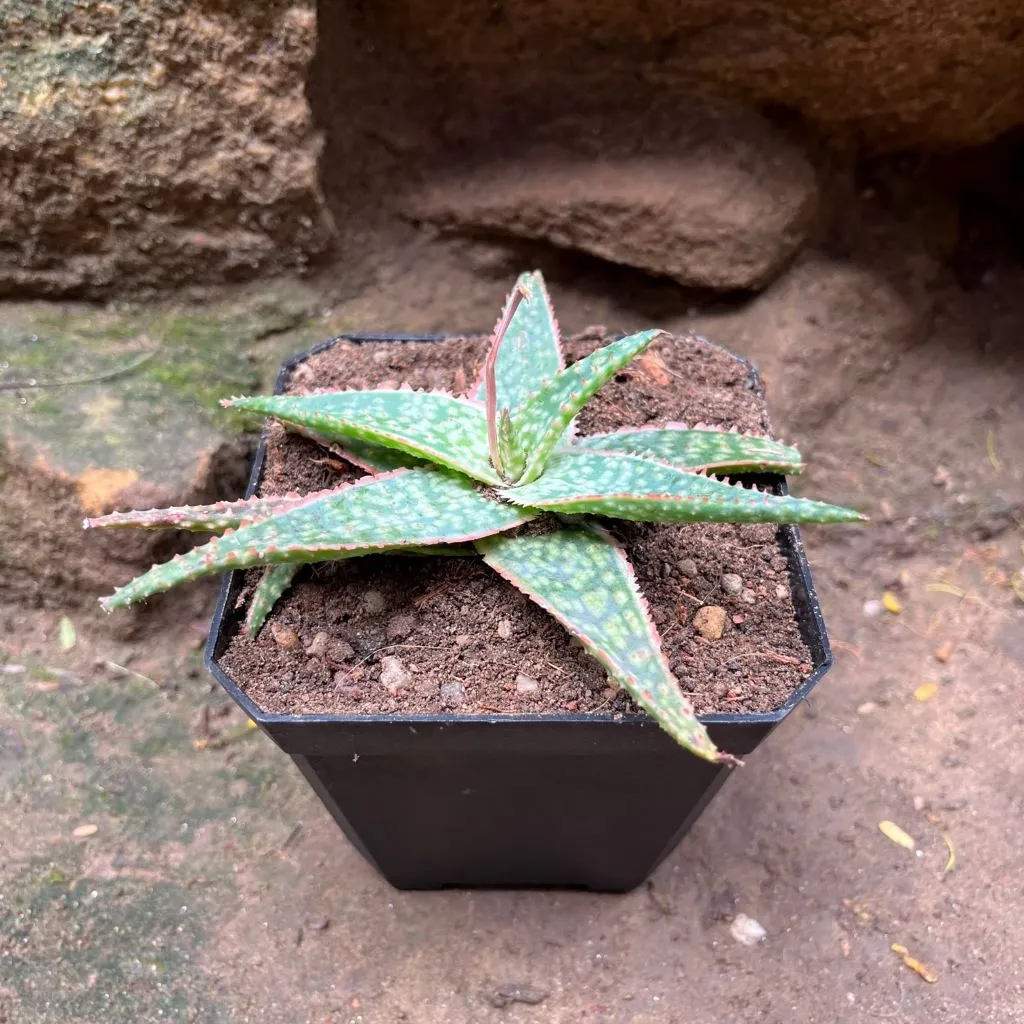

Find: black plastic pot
[205,334,834,892]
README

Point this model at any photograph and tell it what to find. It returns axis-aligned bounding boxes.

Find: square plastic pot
[205,334,835,892]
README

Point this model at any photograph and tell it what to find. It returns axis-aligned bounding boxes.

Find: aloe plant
[85,272,863,764]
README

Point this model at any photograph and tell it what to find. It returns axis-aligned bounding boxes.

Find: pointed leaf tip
[477,524,725,763]
[511,329,664,484]
[473,271,565,413]
[504,451,864,525]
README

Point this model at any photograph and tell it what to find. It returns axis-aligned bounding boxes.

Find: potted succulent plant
[87,272,862,891]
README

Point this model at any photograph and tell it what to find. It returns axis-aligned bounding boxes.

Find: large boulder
[410,108,817,291]
[0,1,334,298]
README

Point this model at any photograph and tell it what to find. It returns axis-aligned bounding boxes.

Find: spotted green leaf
[246,564,301,635]
[224,390,498,485]
[83,491,324,533]
[474,270,564,410]
[244,541,479,636]
[572,424,804,474]
[511,330,663,484]
[100,469,533,611]
[477,524,729,763]
[502,451,863,524]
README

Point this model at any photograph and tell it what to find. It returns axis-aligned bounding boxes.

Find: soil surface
[220,332,811,717]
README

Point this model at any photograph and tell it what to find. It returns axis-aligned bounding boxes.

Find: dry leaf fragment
[879,820,915,850]
[890,943,939,982]
[914,682,939,702]
[926,582,965,598]
[942,833,956,874]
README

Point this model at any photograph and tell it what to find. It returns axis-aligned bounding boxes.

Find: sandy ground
[1,268,1022,1024]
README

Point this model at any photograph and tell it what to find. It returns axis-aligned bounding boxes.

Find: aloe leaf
[477,524,731,763]
[473,270,564,411]
[572,424,804,474]
[246,564,301,636]
[224,390,498,485]
[100,469,532,611]
[502,451,864,524]
[511,330,663,484]
[83,491,330,533]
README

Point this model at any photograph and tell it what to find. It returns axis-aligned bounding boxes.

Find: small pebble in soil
[678,558,699,579]
[912,795,926,812]
[271,624,299,648]
[857,701,878,715]
[741,588,756,604]
[489,983,549,1009]
[306,917,330,931]
[721,573,743,596]
[775,584,789,599]
[515,674,540,694]
[730,913,767,946]
[692,605,727,640]
[454,633,472,647]
[496,619,513,640]
[601,686,619,701]
[362,589,386,615]
[386,613,417,641]
[439,681,467,707]
[333,675,363,699]
[862,599,884,617]
[305,631,330,658]
[380,655,412,694]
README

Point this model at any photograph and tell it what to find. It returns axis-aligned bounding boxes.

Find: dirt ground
[1,258,1022,1023]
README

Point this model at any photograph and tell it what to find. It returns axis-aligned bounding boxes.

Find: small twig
[0,346,159,392]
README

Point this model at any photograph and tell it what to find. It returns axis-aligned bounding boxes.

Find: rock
[380,655,412,694]
[454,633,473,647]
[857,701,878,715]
[863,599,885,618]
[515,674,540,694]
[496,619,513,640]
[693,257,922,438]
[741,589,757,605]
[488,983,549,1009]
[439,681,467,707]
[775,584,789,600]
[271,625,300,648]
[730,913,767,946]
[305,632,330,657]
[362,590,387,615]
[333,680,363,700]
[721,573,744,596]
[692,606,728,641]
[386,613,417,640]
[413,108,816,291]
[329,639,355,662]
[678,558,699,579]
[1,4,332,296]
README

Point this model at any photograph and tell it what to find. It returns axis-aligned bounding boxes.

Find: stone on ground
[410,107,817,291]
